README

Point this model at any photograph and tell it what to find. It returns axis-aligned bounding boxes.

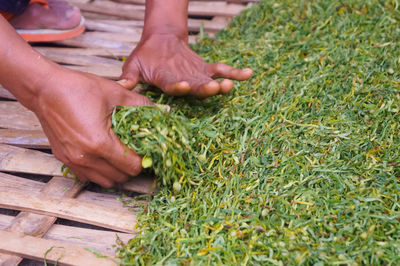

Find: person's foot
[9,0,82,30]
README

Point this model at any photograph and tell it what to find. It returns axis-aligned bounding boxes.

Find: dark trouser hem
[0,0,30,15]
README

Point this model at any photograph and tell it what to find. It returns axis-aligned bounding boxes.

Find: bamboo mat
[0,0,256,264]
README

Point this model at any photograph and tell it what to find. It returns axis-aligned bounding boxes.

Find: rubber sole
[16,16,85,42]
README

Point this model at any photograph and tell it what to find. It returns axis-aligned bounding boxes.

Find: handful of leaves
[112,105,196,187]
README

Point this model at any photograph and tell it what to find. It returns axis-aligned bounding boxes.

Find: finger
[69,167,89,183]
[117,79,137,90]
[49,131,129,186]
[119,64,140,90]
[152,71,191,96]
[68,164,114,188]
[207,63,253,81]
[101,130,143,177]
[85,157,131,183]
[163,81,191,96]
[190,80,220,99]
[120,90,154,106]
[219,79,234,94]
[155,104,171,112]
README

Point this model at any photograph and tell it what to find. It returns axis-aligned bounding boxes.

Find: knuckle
[85,137,108,154]
[68,152,89,166]
[51,148,82,167]
[77,175,88,183]
[102,180,114,188]
[52,149,66,163]
[215,62,226,73]
[122,57,138,73]
[115,175,130,183]
[129,161,142,177]
[137,95,153,106]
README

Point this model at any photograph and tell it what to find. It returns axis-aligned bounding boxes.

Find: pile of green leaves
[112,105,196,187]
[113,0,400,264]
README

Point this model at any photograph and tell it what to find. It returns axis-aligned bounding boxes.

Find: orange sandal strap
[17,17,85,42]
[29,0,50,9]
[0,10,13,20]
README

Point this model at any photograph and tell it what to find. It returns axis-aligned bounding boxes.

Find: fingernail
[156,104,171,112]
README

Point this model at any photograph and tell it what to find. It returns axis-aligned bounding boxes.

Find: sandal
[1,0,85,42]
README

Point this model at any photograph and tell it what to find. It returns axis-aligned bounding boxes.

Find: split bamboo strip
[37,51,123,67]
[57,33,135,49]
[0,176,84,265]
[34,47,132,58]
[0,189,137,233]
[0,214,133,256]
[68,0,245,18]
[0,231,117,266]
[0,102,40,131]
[0,172,139,211]
[0,144,64,177]
[0,86,15,100]
[0,129,48,149]
[83,17,229,33]
[66,65,122,80]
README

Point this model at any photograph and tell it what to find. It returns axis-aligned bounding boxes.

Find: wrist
[141,25,188,43]
[0,16,62,112]
[29,62,66,112]
[13,59,62,113]
[141,0,188,42]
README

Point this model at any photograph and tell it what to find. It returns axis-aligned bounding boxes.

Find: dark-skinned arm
[0,15,152,187]
[120,0,253,99]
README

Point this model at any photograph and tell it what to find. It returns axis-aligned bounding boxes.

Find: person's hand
[32,67,153,187]
[0,14,151,187]
[119,33,253,99]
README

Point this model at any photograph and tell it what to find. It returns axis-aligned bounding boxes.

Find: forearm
[141,0,188,40]
[0,16,58,111]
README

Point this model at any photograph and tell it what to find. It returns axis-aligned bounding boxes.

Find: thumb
[122,90,154,107]
[118,65,140,90]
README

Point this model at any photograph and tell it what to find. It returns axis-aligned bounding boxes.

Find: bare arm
[0,16,152,187]
[0,15,53,110]
[120,0,252,98]
[142,0,188,39]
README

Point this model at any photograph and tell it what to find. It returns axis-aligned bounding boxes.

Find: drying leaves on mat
[113,0,400,264]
